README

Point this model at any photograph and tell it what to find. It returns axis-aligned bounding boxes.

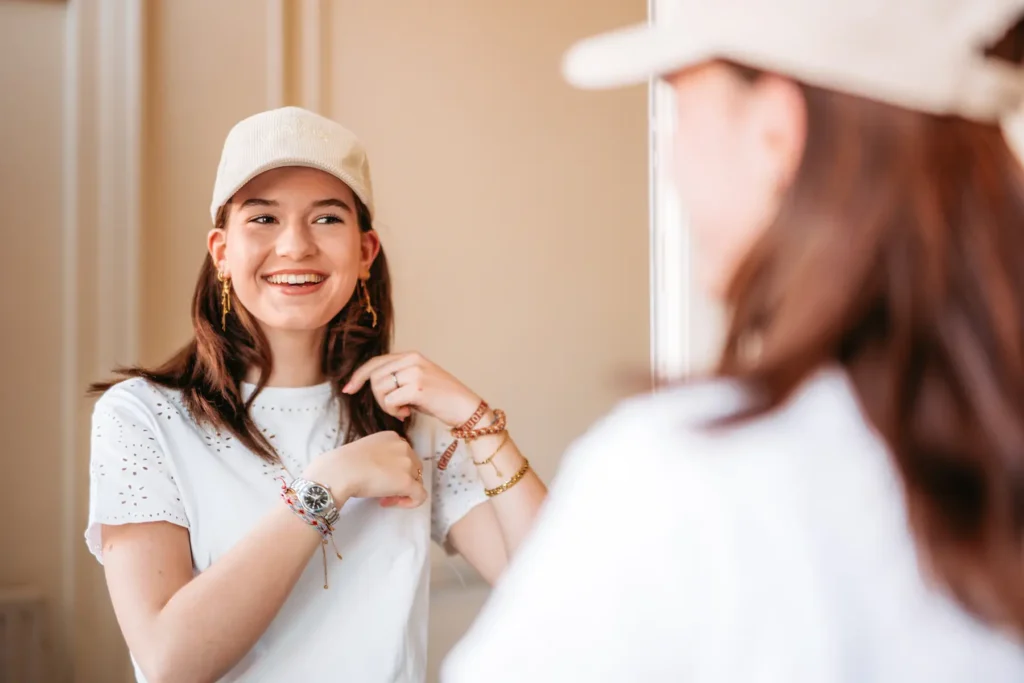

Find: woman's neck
[246,327,326,387]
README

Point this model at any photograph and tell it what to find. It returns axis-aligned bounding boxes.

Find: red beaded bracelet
[437,401,507,470]
[276,477,343,589]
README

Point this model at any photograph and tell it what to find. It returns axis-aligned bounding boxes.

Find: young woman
[86,106,546,683]
[443,1,1024,682]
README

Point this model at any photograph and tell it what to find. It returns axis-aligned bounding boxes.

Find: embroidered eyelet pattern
[88,390,188,539]
[87,380,489,559]
[429,438,487,545]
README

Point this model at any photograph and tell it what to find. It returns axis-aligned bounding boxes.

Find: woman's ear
[751,74,807,191]
[360,230,382,277]
[207,228,228,276]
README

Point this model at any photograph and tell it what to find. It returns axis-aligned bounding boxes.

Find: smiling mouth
[263,273,327,287]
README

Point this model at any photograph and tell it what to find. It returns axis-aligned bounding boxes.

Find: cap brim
[562,21,709,90]
[213,157,374,220]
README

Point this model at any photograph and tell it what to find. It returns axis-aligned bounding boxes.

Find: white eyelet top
[86,377,487,683]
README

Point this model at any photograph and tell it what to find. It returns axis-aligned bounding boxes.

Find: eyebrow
[239,198,278,209]
[310,198,353,213]
[238,197,352,213]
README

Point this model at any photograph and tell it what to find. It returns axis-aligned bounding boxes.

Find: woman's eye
[314,215,344,225]
[250,215,277,225]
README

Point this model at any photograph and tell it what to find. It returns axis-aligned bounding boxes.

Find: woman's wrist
[467,431,518,468]
[273,502,325,546]
[297,463,354,510]
[449,391,487,428]
[275,475,347,588]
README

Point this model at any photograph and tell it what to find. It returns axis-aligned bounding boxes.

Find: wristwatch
[289,478,341,526]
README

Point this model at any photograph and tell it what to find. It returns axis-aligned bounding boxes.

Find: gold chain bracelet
[472,431,510,477]
[484,460,530,498]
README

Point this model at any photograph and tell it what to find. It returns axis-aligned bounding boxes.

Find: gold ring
[416,468,423,481]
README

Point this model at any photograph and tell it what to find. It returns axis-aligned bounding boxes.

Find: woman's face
[665,63,807,298]
[207,166,380,333]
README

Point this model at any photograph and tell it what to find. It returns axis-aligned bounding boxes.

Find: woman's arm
[345,352,548,580]
[448,422,547,563]
[102,507,323,683]
[99,430,426,683]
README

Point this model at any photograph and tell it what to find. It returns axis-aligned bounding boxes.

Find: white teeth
[266,273,324,285]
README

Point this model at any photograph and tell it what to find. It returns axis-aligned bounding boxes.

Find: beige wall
[323,1,650,482]
[143,0,650,481]
[1,1,649,681]
[0,2,67,682]
[141,0,273,357]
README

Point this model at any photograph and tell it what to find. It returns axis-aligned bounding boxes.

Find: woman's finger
[382,383,420,410]
[368,354,427,390]
[378,455,424,507]
[367,374,414,419]
[406,481,428,507]
[342,353,402,393]
[386,480,427,509]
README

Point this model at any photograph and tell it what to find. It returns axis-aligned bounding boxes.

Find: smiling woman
[215,171,374,337]
[85,107,547,683]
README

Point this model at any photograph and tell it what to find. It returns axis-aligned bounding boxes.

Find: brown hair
[90,195,404,462]
[717,49,1024,631]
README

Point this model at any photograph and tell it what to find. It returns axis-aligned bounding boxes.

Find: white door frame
[62,1,144,679]
[648,0,724,385]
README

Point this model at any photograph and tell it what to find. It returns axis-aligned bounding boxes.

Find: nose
[275,218,317,261]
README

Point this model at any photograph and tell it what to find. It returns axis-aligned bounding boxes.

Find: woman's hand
[303,431,427,509]
[343,352,482,427]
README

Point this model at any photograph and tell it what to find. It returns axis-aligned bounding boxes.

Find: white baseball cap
[563,0,1024,122]
[210,106,375,222]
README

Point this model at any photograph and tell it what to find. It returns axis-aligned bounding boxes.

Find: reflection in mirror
[84,107,549,683]
[2,2,652,681]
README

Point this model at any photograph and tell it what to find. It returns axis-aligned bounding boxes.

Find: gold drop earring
[359,278,377,328]
[218,270,231,331]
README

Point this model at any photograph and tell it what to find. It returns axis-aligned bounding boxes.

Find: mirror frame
[648,0,724,386]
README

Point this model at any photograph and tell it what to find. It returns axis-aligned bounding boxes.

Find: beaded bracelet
[277,477,343,589]
[438,401,507,470]
[437,400,490,470]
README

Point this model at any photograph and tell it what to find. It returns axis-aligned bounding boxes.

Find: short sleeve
[407,415,489,549]
[440,401,725,683]
[430,435,489,548]
[85,384,189,564]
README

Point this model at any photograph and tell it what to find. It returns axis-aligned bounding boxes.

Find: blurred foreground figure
[443,1,1024,681]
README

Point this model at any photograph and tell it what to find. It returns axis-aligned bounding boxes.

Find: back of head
[564,0,1024,633]
[718,22,1024,629]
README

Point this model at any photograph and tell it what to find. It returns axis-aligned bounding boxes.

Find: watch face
[301,484,331,514]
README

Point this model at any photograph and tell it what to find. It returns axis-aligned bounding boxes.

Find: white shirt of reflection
[442,368,1024,683]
